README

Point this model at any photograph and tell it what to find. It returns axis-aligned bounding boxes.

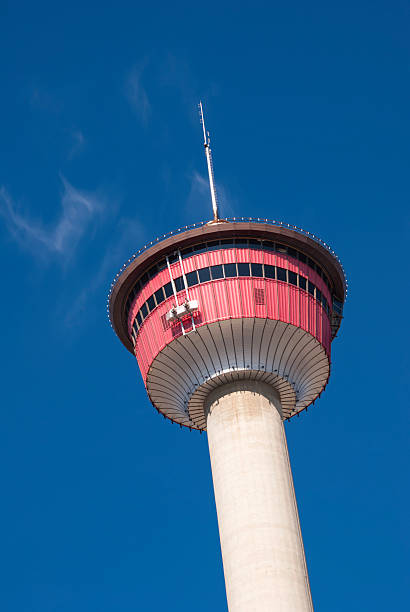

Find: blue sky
[0,1,408,610]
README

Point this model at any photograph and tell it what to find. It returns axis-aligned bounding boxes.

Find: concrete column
[205,380,313,612]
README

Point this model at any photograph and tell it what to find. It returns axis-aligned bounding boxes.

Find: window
[136,311,142,327]
[207,240,220,251]
[157,259,167,272]
[221,239,235,249]
[148,265,158,279]
[249,239,261,250]
[251,263,263,277]
[198,267,211,283]
[264,264,276,279]
[288,247,297,258]
[174,276,184,292]
[186,270,198,287]
[237,262,250,276]
[298,252,307,263]
[224,263,237,277]
[308,281,315,296]
[193,242,207,254]
[235,238,248,248]
[155,287,164,305]
[181,247,193,258]
[211,264,223,279]
[299,275,307,290]
[164,282,173,298]
[307,257,315,269]
[333,298,343,315]
[140,303,148,319]
[288,270,297,286]
[168,252,178,264]
[316,288,322,302]
[147,295,155,311]
[276,243,287,253]
[277,267,287,282]
[262,240,275,251]
[140,273,148,286]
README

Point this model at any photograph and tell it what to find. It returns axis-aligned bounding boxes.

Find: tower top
[199,101,219,222]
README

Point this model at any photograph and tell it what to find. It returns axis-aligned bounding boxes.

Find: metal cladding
[109,220,346,430]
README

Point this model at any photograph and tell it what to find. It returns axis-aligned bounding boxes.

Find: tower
[107,106,346,611]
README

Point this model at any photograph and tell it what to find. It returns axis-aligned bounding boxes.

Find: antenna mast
[199,101,219,221]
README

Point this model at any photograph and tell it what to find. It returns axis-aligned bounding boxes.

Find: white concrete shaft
[206,381,313,612]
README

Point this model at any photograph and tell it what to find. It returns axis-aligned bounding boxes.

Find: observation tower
[107,104,346,612]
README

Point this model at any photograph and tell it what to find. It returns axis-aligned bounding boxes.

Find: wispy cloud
[187,170,233,219]
[126,64,151,123]
[67,129,85,159]
[0,175,103,259]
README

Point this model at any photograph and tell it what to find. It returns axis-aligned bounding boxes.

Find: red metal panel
[240,278,254,317]
[287,256,299,274]
[265,279,278,320]
[308,295,316,337]
[225,279,242,318]
[181,255,195,274]
[236,248,250,263]
[249,248,264,264]
[276,253,288,269]
[315,301,322,344]
[134,336,148,378]
[277,282,289,323]
[253,278,267,319]
[263,251,276,267]
[198,283,218,324]
[299,290,309,332]
[289,285,299,327]
[298,261,310,282]
[208,249,223,266]
[194,252,211,270]
[222,248,236,264]
[213,280,230,320]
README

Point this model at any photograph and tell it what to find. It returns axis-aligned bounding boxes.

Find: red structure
[108,218,346,430]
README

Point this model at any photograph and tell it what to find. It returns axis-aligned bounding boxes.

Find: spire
[199,101,219,221]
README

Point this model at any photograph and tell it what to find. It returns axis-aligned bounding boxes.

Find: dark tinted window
[147,295,155,311]
[140,303,148,319]
[262,240,275,251]
[251,263,263,277]
[207,240,220,251]
[198,267,211,283]
[211,264,223,279]
[307,257,315,269]
[193,243,207,254]
[264,264,276,279]
[174,276,184,292]
[181,247,193,258]
[237,262,250,276]
[299,275,307,290]
[235,238,248,248]
[168,252,178,264]
[298,252,307,263]
[288,270,297,285]
[221,239,235,249]
[249,239,261,249]
[140,273,148,286]
[333,298,343,314]
[277,267,287,282]
[288,247,297,258]
[164,282,173,298]
[186,270,198,287]
[224,263,237,277]
[316,288,322,302]
[136,311,142,326]
[308,281,315,296]
[148,265,158,279]
[155,288,164,305]
[157,259,167,272]
[276,243,287,253]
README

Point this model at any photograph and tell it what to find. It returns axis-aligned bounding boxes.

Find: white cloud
[126,64,150,122]
[0,175,103,259]
[187,170,233,219]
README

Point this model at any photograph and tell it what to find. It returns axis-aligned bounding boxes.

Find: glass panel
[288,247,297,258]
[174,276,184,292]
[316,288,322,302]
[298,252,307,263]
[264,264,276,279]
[249,238,261,249]
[164,282,173,298]
[148,265,158,279]
[333,298,343,314]
[276,243,288,254]
[181,247,193,258]
[140,303,148,319]
[136,311,142,326]
[262,240,275,251]
[193,242,207,254]
[155,287,164,305]
[157,259,167,272]
[237,262,250,276]
[224,263,237,277]
[277,267,287,282]
[307,257,315,269]
[221,239,235,249]
[198,267,211,283]
[299,275,307,290]
[168,252,178,264]
[147,295,155,311]
[140,273,148,286]
[288,270,297,285]
[251,262,263,277]
[308,281,315,296]
[211,264,224,279]
[207,240,220,251]
[186,270,198,287]
[235,238,248,248]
